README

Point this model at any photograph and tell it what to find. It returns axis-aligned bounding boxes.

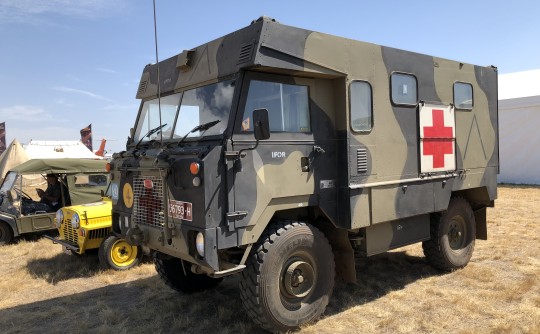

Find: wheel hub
[283,260,314,298]
[448,218,466,250]
[111,240,137,265]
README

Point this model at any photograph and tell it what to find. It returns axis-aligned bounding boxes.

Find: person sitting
[36,173,62,211]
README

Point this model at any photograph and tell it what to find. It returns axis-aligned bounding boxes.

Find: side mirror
[253,109,270,141]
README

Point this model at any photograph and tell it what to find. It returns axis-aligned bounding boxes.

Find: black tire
[240,221,335,332]
[423,197,476,271]
[0,222,14,246]
[98,234,142,270]
[153,251,223,293]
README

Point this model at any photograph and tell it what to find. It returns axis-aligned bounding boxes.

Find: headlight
[195,232,204,257]
[55,210,64,228]
[71,213,80,229]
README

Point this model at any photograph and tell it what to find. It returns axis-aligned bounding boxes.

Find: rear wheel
[423,197,476,271]
[0,222,14,246]
[154,251,223,293]
[240,221,335,332]
[99,234,142,270]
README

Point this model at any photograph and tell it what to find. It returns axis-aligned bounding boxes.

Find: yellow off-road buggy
[46,184,142,270]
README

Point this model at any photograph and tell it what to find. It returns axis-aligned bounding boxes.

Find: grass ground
[0,185,538,333]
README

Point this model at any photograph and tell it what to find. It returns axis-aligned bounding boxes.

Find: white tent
[498,69,540,185]
[0,138,30,180]
[23,140,103,160]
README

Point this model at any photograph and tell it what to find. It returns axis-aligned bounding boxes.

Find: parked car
[0,159,108,245]
[46,183,142,270]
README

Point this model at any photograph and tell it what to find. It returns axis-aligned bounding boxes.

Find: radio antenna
[152,0,163,146]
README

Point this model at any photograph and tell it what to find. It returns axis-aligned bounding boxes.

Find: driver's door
[228,73,328,231]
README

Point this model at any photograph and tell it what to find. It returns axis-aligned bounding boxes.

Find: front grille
[88,228,111,240]
[62,220,78,244]
[133,176,164,228]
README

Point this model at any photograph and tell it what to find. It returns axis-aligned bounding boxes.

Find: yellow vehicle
[46,186,142,270]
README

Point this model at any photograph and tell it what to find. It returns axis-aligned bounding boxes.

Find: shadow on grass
[26,252,102,284]
[11,251,439,333]
[326,251,440,316]
[12,229,59,244]
[2,275,264,334]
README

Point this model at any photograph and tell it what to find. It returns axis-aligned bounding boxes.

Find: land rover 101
[109,17,498,332]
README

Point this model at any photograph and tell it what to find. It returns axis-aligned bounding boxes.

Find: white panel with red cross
[419,103,456,173]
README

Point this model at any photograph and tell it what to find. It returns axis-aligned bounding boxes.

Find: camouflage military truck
[110,17,498,332]
[0,159,108,245]
[45,183,142,270]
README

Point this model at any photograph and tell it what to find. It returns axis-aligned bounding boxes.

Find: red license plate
[168,200,193,221]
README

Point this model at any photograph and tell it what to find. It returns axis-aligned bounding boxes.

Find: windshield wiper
[135,123,167,148]
[177,120,220,147]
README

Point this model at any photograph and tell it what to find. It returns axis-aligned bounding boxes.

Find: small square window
[391,73,417,106]
[454,82,473,110]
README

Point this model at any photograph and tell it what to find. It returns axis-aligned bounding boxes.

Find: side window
[350,81,372,132]
[242,80,310,132]
[391,73,417,106]
[74,174,109,187]
[454,82,473,110]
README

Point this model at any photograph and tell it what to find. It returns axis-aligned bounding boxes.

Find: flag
[0,122,6,155]
[80,124,93,151]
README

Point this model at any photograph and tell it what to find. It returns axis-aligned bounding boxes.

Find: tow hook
[125,226,147,246]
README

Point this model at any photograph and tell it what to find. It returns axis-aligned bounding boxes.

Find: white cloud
[0,0,124,24]
[96,67,118,74]
[52,86,113,102]
[8,125,82,145]
[55,98,74,108]
[0,105,52,122]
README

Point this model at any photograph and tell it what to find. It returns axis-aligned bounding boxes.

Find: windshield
[133,94,180,143]
[0,172,17,193]
[133,80,235,143]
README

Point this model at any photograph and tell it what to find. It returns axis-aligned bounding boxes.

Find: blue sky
[1,0,539,154]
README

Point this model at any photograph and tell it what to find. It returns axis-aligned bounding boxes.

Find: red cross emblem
[423,109,454,168]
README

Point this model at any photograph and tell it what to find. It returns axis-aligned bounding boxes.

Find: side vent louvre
[137,80,148,95]
[357,148,368,174]
[237,43,254,65]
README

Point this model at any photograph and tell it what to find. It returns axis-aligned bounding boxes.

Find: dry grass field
[1,185,538,334]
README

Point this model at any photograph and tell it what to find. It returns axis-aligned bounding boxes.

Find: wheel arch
[0,214,19,237]
[245,205,356,283]
[451,188,492,240]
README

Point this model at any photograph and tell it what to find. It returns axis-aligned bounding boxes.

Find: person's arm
[38,185,61,203]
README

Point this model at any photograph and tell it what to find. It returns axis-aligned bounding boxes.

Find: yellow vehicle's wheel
[99,234,142,270]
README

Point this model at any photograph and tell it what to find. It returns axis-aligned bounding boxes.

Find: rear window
[74,174,108,187]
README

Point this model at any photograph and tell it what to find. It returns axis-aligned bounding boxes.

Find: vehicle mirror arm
[237,139,259,160]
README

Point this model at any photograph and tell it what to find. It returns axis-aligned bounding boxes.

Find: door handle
[301,157,310,172]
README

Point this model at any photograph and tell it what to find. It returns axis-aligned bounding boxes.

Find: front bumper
[43,235,80,253]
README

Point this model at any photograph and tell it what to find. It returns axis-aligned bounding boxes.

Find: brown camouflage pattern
[110,17,498,278]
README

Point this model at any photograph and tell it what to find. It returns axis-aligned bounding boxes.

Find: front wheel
[98,234,142,270]
[154,251,223,293]
[240,221,335,332]
[0,222,14,246]
[423,197,476,271]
